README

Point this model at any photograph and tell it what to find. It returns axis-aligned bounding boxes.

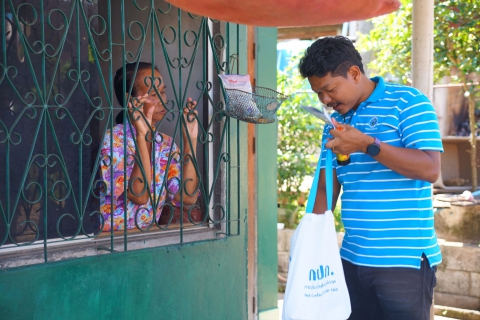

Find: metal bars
[0,0,241,266]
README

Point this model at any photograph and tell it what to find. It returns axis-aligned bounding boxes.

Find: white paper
[300,105,335,127]
[321,104,335,128]
[218,74,252,93]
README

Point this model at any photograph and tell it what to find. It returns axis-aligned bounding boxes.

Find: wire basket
[224,86,288,124]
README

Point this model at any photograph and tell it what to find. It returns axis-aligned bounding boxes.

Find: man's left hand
[325,118,372,154]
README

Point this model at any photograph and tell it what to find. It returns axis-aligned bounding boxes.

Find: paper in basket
[282,141,351,320]
[218,74,261,119]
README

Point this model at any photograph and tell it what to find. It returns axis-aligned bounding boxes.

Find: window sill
[0,224,220,269]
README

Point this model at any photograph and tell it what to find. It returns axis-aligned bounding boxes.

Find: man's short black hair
[298,36,364,79]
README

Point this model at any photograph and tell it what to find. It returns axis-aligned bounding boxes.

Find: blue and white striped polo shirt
[319,76,443,269]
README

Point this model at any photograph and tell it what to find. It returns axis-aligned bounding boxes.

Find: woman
[100,62,199,231]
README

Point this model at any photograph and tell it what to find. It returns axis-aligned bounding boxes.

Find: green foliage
[277,54,323,218]
[434,0,480,82]
[356,0,413,83]
[333,203,344,232]
[357,0,480,86]
[277,54,345,232]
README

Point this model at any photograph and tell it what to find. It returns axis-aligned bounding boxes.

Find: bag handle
[305,140,333,213]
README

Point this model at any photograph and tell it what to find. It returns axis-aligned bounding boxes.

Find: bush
[277,53,344,232]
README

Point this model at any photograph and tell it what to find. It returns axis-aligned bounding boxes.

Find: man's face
[308,67,361,115]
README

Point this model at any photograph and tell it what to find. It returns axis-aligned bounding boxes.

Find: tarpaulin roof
[166,0,401,27]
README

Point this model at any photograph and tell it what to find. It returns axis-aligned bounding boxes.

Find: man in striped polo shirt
[299,36,442,320]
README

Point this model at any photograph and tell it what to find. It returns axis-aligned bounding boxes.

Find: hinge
[252,136,256,154]
[252,296,256,313]
[252,42,256,60]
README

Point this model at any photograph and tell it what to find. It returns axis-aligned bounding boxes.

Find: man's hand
[325,118,372,155]
[325,118,440,183]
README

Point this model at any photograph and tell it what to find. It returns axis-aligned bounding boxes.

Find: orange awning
[166,0,401,27]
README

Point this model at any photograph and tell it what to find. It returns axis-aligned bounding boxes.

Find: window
[0,0,242,268]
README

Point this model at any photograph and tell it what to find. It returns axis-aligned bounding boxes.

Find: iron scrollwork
[0,0,241,263]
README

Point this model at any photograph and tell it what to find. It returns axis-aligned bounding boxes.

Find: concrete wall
[435,204,480,244]
[436,240,480,310]
[278,229,295,284]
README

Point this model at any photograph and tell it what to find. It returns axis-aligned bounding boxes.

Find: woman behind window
[99,62,199,231]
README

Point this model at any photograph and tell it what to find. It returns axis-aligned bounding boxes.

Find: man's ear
[348,65,362,84]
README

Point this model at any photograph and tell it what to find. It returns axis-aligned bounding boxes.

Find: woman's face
[134,69,167,123]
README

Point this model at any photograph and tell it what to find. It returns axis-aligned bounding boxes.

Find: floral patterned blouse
[100,123,181,231]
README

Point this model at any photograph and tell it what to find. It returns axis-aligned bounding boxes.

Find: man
[299,36,442,320]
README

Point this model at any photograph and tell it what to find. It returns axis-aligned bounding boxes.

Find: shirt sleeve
[398,93,444,152]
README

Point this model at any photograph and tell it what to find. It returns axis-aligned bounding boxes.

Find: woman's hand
[128,94,154,136]
[175,98,200,205]
[126,94,155,206]
[182,98,198,142]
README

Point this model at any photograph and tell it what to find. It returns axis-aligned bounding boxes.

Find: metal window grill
[0,0,243,267]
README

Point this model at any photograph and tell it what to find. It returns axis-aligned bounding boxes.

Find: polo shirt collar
[365,76,385,103]
[353,76,385,115]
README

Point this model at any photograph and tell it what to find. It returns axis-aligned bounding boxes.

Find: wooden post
[412,0,434,100]
[412,1,435,319]
[247,25,258,320]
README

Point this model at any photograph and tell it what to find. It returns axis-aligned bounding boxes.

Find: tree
[357,0,480,190]
[277,55,322,227]
[435,0,480,190]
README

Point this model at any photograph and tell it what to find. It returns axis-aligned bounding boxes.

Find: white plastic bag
[283,145,351,320]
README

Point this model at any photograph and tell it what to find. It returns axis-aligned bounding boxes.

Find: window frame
[0,0,242,268]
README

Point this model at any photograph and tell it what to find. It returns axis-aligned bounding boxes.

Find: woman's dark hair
[298,36,364,79]
[114,62,159,124]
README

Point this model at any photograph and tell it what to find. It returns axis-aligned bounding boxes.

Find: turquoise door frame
[255,27,280,319]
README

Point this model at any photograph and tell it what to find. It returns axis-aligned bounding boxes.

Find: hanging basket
[224,86,288,124]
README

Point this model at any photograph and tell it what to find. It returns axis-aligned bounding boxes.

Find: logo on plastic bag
[309,265,333,281]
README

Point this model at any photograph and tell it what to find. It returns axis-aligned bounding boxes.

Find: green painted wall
[0,239,247,320]
[0,25,249,320]
[255,27,279,314]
